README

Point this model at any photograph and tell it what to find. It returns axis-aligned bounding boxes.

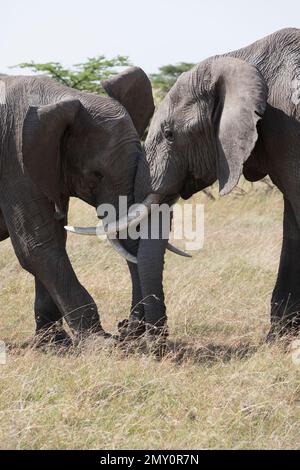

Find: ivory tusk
[65,226,101,236]
[65,226,137,263]
[167,243,192,258]
[65,194,161,237]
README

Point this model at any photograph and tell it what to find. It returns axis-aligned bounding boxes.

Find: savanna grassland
[1,180,300,450]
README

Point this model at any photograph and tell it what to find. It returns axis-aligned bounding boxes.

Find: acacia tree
[16,55,131,94]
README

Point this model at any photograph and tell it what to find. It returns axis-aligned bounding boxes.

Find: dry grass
[1,180,300,450]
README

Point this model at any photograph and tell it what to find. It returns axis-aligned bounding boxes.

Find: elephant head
[22,67,155,262]
[137,57,268,203]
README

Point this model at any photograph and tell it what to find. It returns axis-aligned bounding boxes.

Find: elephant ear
[102,67,154,138]
[210,57,268,196]
[22,99,81,212]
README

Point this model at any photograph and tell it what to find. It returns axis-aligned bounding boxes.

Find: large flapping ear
[102,67,154,138]
[210,57,268,196]
[22,99,81,211]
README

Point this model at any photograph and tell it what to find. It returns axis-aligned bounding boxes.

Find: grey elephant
[76,28,300,341]
[0,67,183,345]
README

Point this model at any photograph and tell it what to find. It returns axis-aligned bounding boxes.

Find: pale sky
[1,0,299,75]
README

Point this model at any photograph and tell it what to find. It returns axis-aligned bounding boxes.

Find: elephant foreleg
[1,199,71,345]
[0,207,9,241]
[269,197,300,338]
[34,279,72,346]
[0,181,104,340]
[33,200,72,345]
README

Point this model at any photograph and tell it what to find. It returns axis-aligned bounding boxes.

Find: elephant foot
[117,318,146,342]
[34,325,73,350]
[117,317,169,340]
[35,324,112,352]
[145,324,169,358]
[117,318,168,355]
[267,316,300,343]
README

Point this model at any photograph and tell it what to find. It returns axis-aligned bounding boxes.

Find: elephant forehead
[148,93,199,138]
[83,96,127,124]
[86,107,139,145]
[99,111,134,133]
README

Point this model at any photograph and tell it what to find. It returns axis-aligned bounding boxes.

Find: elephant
[76,27,300,341]
[0,66,171,345]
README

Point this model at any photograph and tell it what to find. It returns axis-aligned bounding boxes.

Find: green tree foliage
[150,62,195,101]
[16,57,195,103]
[16,55,131,94]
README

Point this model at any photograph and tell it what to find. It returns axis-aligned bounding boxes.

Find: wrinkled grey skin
[135,28,300,338]
[0,67,154,344]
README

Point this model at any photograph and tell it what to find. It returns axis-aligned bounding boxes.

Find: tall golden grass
[1,180,300,450]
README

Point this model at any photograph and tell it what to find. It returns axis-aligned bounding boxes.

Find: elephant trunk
[137,230,169,328]
[121,216,169,329]
[133,156,170,327]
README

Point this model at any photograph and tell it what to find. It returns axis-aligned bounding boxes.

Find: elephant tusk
[65,231,191,260]
[65,226,137,263]
[107,237,137,264]
[65,194,161,238]
[167,243,192,258]
[65,226,101,236]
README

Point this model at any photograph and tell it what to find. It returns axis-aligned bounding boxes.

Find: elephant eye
[164,129,175,142]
